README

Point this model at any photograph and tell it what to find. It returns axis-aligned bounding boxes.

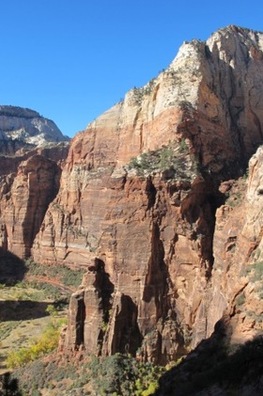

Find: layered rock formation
[35,26,263,363]
[33,25,263,267]
[0,106,69,258]
[1,26,263,365]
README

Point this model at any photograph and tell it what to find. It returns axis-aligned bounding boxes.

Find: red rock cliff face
[14,26,263,363]
[0,106,69,258]
[204,146,263,345]
[0,150,69,259]
[60,174,219,363]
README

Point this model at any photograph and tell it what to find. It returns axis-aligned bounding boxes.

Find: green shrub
[252,261,263,280]
[236,293,245,306]
[127,142,195,180]
[6,320,62,368]
[11,353,166,395]
[89,354,165,395]
[179,138,188,153]
[25,259,85,288]
[246,261,263,282]
[46,304,59,317]
[141,381,158,395]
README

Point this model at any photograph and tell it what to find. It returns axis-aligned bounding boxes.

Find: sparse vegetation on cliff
[250,261,263,281]
[246,261,263,298]
[131,78,157,105]
[224,176,247,207]
[127,141,198,180]
[25,259,85,289]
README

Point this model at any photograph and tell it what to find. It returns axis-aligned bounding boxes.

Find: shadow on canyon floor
[154,320,263,395]
[0,300,50,322]
[0,249,27,286]
[0,372,22,396]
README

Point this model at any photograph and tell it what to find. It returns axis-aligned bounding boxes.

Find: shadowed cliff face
[0,248,26,285]
[1,26,263,365]
[155,319,263,395]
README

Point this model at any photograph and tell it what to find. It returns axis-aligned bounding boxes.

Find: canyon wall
[206,146,263,344]
[54,26,263,363]
[33,25,263,268]
[1,26,263,364]
[0,106,69,258]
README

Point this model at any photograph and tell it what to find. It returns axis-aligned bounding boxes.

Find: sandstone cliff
[155,147,263,390]
[207,146,263,344]
[31,25,263,364]
[33,25,263,267]
[1,26,263,366]
[0,106,69,258]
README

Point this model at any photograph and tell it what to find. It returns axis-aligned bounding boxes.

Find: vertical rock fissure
[76,297,86,347]
[107,295,143,356]
[93,258,114,323]
[143,222,169,320]
[181,177,223,276]
[145,176,157,210]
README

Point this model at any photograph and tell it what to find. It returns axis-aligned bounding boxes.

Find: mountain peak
[0,105,41,119]
[0,105,69,154]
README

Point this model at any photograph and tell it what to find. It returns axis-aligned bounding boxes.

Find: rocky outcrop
[63,26,263,175]
[59,174,216,359]
[0,105,69,155]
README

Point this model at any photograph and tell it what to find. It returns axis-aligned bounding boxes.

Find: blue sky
[1,0,262,137]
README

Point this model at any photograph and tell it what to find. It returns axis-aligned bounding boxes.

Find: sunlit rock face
[0,105,69,154]
[3,26,263,365]
[37,26,263,364]
[0,106,69,258]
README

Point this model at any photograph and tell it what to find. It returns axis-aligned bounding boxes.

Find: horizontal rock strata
[1,26,263,365]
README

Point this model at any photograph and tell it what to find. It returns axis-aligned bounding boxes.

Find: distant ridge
[0,105,69,152]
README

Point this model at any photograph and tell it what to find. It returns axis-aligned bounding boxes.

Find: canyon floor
[0,258,82,375]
